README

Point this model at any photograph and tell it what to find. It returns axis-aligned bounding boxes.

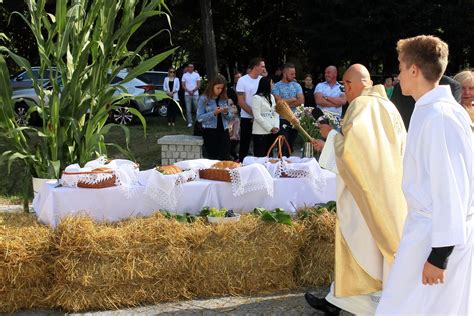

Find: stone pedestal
[157,135,203,165]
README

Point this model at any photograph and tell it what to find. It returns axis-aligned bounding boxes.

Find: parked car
[137,70,168,117]
[10,66,58,91]
[137,70,167,90]
[111,69,161,124]
[11,69,161,126]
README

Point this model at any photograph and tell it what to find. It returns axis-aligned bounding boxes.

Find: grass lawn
[0,115,191,204]
[105,115,192,169]
[0,114,307,205]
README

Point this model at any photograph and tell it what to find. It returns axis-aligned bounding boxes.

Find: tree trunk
[199,0,218,80]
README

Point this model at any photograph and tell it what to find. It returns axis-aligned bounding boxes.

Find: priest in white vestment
[306,64,407,315]
[377,35,474,315]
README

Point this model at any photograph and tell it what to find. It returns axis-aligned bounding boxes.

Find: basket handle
[266,135,292,158]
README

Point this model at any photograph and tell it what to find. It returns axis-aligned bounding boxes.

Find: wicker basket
[267,135,293,178]
[199,168,232,182]
[62,168,117,189]
[267,135,292,159]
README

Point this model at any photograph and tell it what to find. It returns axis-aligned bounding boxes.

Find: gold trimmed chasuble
[333,85,407,297]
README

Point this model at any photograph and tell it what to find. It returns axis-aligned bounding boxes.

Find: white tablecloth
[33,170,336,226]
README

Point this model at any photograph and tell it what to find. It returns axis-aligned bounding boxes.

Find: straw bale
[0,212,38,228]
[0,209,337,312]
[0,287,52,312]
[186,216,304,296]
[297,211,336,286]
[0,212,54,312]
[48,213,194,311]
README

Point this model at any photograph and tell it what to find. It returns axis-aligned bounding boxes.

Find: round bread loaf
[211,161,241,170]
[91,167,114,173]
[157,165,182,175]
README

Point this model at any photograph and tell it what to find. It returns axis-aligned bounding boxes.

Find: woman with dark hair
[196,75,233,160]
[251,77,280,157]
[301,74,316,107]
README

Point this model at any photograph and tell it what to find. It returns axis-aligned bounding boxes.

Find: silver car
[11,69,161,125]
[111,70,160,124]
[10,66,57,91]
[137,70,168,117]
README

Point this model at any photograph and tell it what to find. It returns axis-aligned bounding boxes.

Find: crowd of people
[161,54,472,165]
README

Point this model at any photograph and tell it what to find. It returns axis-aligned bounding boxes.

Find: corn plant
[0,0,176,180]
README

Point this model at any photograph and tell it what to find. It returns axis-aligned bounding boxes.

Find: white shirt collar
[415,85,456,108]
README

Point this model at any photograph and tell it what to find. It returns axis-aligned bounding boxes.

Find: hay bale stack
[48,213,193,312]
[296,210,336,286]
[186,216,304,296]
[47,213,307,311]
[0,210,337,312]
[0,213,54,312]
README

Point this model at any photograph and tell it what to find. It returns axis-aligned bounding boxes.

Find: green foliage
[208,207,227,217]
[252,207,293,225]
[0,33,8,43]
[198,206,210,217]
[297,201,337,220]
[159,209,197,223]
[294,105,321,140]
[0,0,176,179]
[199,206,228,217]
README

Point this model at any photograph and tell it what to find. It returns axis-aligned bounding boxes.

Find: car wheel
[14,101,41,126]
[14,102,30,126]
[158,103,167,117]
[112,106,135,125]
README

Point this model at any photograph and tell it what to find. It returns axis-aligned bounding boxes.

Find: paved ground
[0,205,25,212]
[12,288,349,315]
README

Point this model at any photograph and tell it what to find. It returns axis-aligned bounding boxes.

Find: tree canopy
[1,0,473,81]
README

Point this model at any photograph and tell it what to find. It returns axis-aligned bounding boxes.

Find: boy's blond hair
[396,35,449,82]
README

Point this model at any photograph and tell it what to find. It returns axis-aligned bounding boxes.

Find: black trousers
[252,133,278,157]
[279,119,298,157]
[202,128,231,160]
[167,99,179,123]
[239,117,253,161]
[230,139,239,160]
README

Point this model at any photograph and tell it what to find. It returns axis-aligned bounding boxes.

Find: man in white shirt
[314,65,346,116]
[181,63,201,127]
[236,57,265,161]
[377,35,474,315]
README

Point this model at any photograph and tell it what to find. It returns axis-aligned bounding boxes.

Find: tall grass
[0,0,176,180]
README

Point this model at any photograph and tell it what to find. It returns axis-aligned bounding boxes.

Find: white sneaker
[187,123,193,128]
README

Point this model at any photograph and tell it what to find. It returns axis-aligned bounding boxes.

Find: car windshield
[15,68,57,80]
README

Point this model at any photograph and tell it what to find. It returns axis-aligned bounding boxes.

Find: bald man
[306,64,407,315]
[314,65,347,116]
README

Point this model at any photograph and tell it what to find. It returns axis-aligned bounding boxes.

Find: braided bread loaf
[211,161,241,170]
[156,165,182,175]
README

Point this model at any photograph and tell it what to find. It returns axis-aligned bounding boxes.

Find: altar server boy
[377,35,474,315]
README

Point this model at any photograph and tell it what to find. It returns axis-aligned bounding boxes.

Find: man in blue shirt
[314,65,346,116]
[272,63,304,156]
